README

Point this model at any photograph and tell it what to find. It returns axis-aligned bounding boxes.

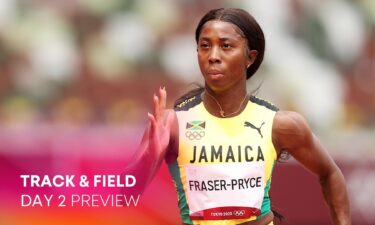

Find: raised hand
[123,87,175,194]
[147,87,175,158]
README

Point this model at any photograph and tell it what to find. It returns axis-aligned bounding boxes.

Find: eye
[222,43,232,49]
[199,42,210,49]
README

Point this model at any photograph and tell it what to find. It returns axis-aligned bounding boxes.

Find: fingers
[152,86,167,122]
[159,86,167,110]
[153,94,160,121]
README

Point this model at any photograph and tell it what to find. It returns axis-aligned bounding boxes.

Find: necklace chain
[205,91,248,118]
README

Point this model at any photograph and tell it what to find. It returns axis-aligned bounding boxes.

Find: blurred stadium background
[0,0,374,224]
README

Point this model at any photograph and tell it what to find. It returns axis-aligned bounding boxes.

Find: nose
[208,47,221,64]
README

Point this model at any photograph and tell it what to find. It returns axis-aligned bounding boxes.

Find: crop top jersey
[168,94,279,225]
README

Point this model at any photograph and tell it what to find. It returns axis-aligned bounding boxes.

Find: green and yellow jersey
[168,94,278,225]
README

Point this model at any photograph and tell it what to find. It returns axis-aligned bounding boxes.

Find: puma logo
[244,121,265,138]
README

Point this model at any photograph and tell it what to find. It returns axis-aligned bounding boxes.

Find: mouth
[206,69,224,78]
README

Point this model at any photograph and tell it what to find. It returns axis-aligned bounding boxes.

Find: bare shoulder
[164,108,178,136]
[165,108,179,160]
[273,111,340,179]
[273,111,310,133]
[165,108,177,117]
[272,110,314,153]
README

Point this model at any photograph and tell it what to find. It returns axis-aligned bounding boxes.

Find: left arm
[272,111,351,225]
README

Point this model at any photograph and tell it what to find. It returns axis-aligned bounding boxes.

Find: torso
[168,94,278,225]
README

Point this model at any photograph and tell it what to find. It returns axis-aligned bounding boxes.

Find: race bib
[185,162,265,220]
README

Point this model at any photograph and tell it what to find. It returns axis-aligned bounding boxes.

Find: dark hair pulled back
[174,8,265,107]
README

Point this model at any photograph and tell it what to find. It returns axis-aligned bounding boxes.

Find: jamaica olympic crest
[185,121,206,140]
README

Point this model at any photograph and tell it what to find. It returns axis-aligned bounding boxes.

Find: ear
[246,50,258,68]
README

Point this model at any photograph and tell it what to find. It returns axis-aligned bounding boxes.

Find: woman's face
[197,20,256,92]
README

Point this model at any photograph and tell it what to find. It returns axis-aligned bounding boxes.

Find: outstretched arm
[272,111,351,225]
[125,87,177,195]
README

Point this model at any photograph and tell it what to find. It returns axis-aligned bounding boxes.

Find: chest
[177,115,271,165]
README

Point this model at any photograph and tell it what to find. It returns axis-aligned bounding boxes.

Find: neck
[203,87,248,118]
